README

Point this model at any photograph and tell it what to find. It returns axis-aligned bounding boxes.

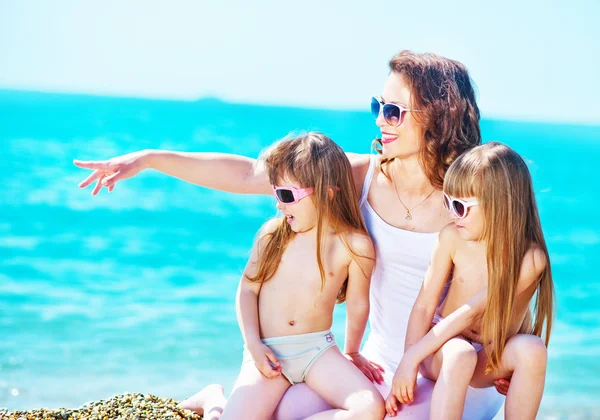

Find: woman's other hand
[74,150,152,195]
[494,378,510,395]
[344,352,385,384]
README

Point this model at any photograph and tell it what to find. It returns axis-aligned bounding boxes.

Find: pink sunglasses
[272,186,314,204]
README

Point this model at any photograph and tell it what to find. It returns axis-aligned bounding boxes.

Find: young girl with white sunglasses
[386,142,555,420]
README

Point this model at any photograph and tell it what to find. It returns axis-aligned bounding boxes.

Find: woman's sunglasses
[371,96,421,127]
[443,193,479,219]
[272,186,314,204]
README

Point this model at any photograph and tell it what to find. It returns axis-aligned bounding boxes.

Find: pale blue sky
[1,0,599,124]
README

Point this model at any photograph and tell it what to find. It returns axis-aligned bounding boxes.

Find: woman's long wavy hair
[246,132,371,303]
[374,50,482,190]
[444,142,555,373]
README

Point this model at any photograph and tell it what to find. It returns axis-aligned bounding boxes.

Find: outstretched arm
[74,149,372,197]
[74,150,271,195]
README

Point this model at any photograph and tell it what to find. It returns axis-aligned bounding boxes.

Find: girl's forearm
[405,305,477,365]
[404,306,436,352]
[145,150,270,194]
[344,303,369,354]
[235,287,262,348]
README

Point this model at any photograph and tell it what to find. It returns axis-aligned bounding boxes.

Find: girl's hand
[391,358,418,405]
[74,150,151,195]
[344,352,385,384]
[494,378,510,395]
[249,343,282,379]
[385,392,400,417]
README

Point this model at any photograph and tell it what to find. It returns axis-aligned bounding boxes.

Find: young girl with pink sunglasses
[386,142,555,420]
[199,132,384,420]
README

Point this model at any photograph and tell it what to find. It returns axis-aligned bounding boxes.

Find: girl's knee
[441,339,478,370]
[348,389,385,420]
[506,334,547,370]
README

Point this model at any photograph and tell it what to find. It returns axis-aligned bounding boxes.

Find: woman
[75,50,510,419]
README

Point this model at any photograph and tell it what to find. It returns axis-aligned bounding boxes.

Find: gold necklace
[391,166,436,221]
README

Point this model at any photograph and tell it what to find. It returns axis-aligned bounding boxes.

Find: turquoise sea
[1,90,599,418]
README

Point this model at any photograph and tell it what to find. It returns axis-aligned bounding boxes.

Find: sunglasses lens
[370,97,380,119]
[382,104,401,126]
[453,201,466,218]
[276,189,295,203]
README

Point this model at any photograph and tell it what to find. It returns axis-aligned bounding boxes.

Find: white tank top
[360,155,439,365]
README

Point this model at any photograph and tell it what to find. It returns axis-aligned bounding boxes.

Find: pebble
[4,393,201,420]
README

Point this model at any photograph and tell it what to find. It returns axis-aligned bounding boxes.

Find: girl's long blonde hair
[247,132,370,303]
[444,142,555,372]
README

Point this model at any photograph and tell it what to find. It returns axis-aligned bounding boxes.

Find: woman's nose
[375,110,386,127]
[276,201,285,211]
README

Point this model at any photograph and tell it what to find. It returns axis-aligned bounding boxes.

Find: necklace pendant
[405,211,412,220]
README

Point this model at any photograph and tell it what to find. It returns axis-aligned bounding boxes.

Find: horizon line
[2,86,599,128]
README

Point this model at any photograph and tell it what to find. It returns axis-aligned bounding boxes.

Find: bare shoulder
[346,152,372,167]
[346,152,373,194]
[520,244,548,282]
[254,217,281,249]
[344,230,375,260]
[260,217,281,235]
[438,222,460,247]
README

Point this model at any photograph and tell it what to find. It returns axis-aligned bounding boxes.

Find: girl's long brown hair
[374,50,482,189]
[247,132,370,303]
[444,142,555,372]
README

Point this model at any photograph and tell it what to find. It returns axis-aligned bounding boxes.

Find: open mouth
[286,215,295,223]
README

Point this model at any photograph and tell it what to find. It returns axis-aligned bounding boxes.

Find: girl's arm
[386,225,456,412]
[343,233,384,382]
[235,220,282,378]
[74,150,371,196]
[343,233,376,355]
[404,225,456,353]
[403,288,487,367]
[407,243,548,365]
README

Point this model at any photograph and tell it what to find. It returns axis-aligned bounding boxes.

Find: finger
[407,384,414,404]
[495,384,508,396]
[370,361,385,372]
[78,170,103,188]
[265,351,280,370]
[400,386,409,405]
[385,399,395,417]
[73,160,110,170]
[102,170,126,188]
[91,177,104,196]
[108,184,114,193]
[370,366,384,384]
[494,379,509,395]
[362,368,375,383]
[387,395,398,416]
